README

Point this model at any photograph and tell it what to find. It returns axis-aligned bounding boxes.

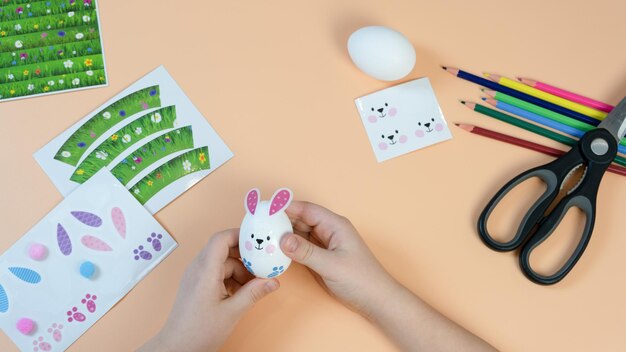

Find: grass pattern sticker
[54,85,161,166]
[130,146,210,204]
[111,126,195,185]
[0,0,105,100]
[70,105,177,183]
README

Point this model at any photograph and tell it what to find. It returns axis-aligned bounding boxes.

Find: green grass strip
[0,24,100,53]
[473,103,626,167]
[54,86,161,165]
[111,126,195,185]
[494,91,626,148]
[0,39,102,69]
[71,106,177,183]
[0,67,104,98]
[129,146,211,205]
[0,9,97,38]
[0,54,103,84]
[1,0,97,22]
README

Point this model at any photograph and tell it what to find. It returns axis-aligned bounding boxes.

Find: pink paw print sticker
[415,118,444,137]
[368,103,397,123]
[67,293,97,323]
[32,336,51,352]
[47,323,63,342]
[378,130,408,150]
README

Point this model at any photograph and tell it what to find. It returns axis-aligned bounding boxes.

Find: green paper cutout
[129,146,211,205]
[70,106,177,184]
[54,85,161,165]
[111,126,195,185]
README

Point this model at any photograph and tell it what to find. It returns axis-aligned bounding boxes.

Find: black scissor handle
[477,166,560,251]
[519,194,595,285]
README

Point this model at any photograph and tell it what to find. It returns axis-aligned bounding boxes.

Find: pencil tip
[454,123,460,126]
[460,100,466,104]
[516,77,522,81]
[440,65,447,70]
[481,97,486,101]
[483,72,491,77]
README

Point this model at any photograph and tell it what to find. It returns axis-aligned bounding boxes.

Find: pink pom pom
[28,243,47,261]
[16,318,35,335]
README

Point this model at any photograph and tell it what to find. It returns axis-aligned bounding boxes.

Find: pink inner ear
[246,190,259,215]
[269,190,291,215]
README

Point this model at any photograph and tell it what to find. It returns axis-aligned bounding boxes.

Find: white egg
[347,26,416,81]
[239,188,293,278]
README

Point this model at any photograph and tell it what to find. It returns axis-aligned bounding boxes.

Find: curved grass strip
[0,9,97,39]
[1,0,96,22]
[0,54,103,84]
[111,126,195,185]
[0,38,102,69]
[70,106,177,183]
[53,85,161,165]
[0,68,105,99]
[130,146,211,205]
[0,24,100,54]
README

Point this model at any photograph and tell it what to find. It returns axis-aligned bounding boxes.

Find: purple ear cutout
[269,188,293,216]
[245,189,260,215]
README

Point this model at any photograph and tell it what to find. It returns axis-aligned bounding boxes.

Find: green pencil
[461,101,626,168]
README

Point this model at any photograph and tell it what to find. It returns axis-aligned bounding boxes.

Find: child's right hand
[280,201,401,319]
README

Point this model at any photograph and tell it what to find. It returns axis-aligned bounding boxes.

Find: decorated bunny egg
[239,188,293,278]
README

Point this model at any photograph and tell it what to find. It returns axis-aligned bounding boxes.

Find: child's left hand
[139,229,280,352]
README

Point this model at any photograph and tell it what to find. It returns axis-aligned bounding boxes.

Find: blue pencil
[442,66,599,126]
[484,97,626,155]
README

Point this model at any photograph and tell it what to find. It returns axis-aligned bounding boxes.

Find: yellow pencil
[483,73,607,121]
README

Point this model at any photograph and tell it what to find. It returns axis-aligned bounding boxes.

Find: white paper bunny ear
[269,188,293,216]
[245,188,261,215]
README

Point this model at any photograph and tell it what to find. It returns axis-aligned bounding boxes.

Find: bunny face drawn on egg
[239,188,293,278]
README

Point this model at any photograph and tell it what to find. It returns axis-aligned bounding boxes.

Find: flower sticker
[76,169,85,175]
[84,58,92,66]
[95,150,108,160]
[75,32,84,40]
[133,188,140,194]
[86,70,93,76]
[14,40,23,48]
[47,80,55,86]
[41,32,48,39]
[77,142,86,148]
[68,11,75,17]
[14,24,21,31]
[122,134,131,143]
[7,73,14,80]
[156,172,163,179]
[133,156,142,164]
[58,79,64,84]
[61,151,71,158]
[43,86,50,92]
[82,15,90,22]
[199,152,207,164]
[111,134,118,141]
[147,180,154,186]
[134,127,142,135]
[63,60,73,68]
[102,111,111,119]
[183,160,191,172]
[58,30,65,37]
[27,84,34,91]
[164,135,171,143]
[151,112,162,123]
[72,78,80,85]
[23,69,29,76]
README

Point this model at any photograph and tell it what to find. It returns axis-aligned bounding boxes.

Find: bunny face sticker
[239,188,293,278]
[354,78,452,162]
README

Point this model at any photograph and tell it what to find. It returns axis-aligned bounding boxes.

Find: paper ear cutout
[245,188,260,215]
[269,188,292,216]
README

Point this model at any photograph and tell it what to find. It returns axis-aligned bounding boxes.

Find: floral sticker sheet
[34,66,234,214]
[0,0,108,101]
[0,170,177,352]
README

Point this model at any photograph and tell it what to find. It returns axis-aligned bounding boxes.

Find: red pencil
[454,123,626,177]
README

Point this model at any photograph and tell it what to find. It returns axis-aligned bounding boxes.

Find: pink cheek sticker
[378,142,388,150]
[368,115,377,123]
[435,123,443,131]
[245,241,253,251]
[415,130,425,138]
[388,107,397,116]
[399,135,408,144]
[265,244,276,254]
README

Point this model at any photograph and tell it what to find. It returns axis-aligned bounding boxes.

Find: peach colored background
[1,0,626,350]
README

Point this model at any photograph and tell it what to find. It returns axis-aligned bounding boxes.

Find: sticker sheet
[0,0,108,101]
[34,65,234,213]
[354,78,452,162]
[0,170,177,352]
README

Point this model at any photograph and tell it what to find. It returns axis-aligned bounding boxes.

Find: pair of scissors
[478,96,626,285]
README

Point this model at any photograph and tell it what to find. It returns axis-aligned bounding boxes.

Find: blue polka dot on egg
[80,261,96,279]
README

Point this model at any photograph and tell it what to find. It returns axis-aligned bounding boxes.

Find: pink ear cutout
[245,188,260,215]
[269,188,293,216]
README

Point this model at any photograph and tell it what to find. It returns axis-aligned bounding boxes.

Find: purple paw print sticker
[133,245,152,261]
[147,233,162,252]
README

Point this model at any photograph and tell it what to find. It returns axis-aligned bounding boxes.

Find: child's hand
[140,229,279,352]
[280,201,400,318]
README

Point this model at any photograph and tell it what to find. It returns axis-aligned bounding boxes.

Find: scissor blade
[597,96,626,143]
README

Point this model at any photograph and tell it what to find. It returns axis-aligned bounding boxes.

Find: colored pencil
[460,101,626,167]
[518,77,614,113]
[482,97,626,155]
[441,66,598,125]
[484,73,607,121]
[454,123,626,177]
[483,89,626,148]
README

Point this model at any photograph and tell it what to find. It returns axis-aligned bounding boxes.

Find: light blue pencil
[483,97,626,155]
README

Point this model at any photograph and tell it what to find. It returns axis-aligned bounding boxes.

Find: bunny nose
[256,239,264,245]
[377,108,384,113]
